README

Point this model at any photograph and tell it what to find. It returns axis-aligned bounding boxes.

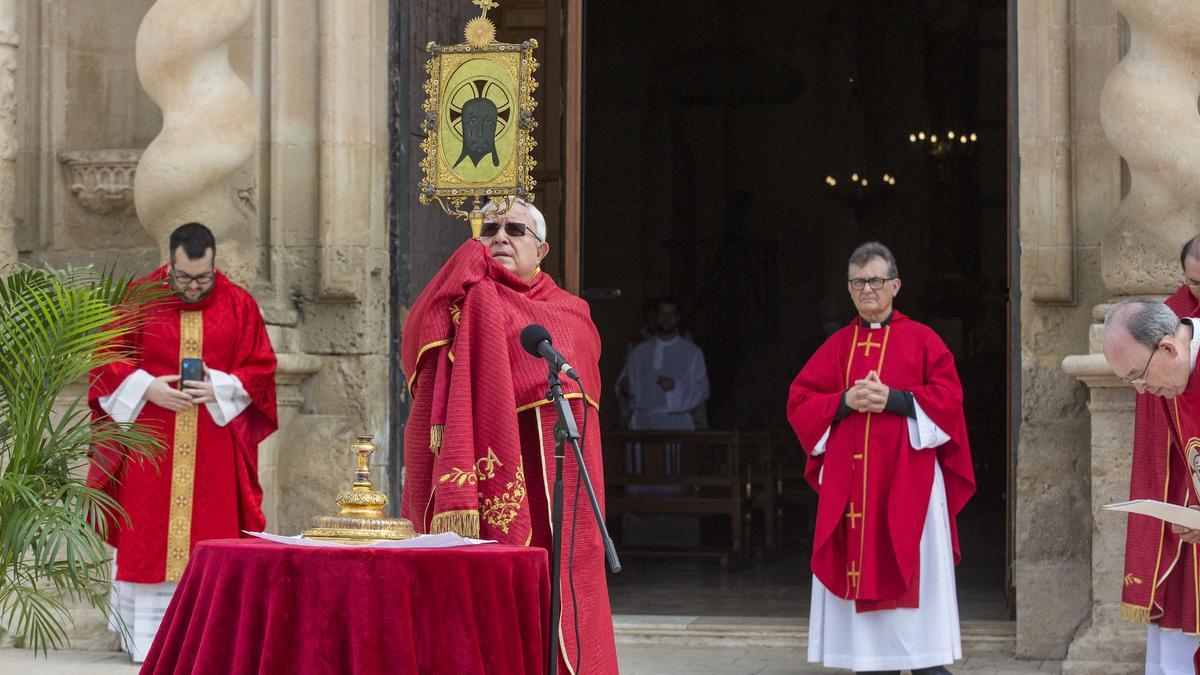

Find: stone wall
[14,0,394,536]
[1015,0,1123,661]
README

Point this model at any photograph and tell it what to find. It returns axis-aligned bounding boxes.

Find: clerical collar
[857,312,894,330]
[1184,318,1200,371]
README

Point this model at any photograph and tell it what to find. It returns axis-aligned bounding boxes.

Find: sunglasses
[480,221,542,242]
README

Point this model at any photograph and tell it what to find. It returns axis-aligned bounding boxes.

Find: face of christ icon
[453,97,500,169]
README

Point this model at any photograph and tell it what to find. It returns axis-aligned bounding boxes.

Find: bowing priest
[1103,297,1200,674]
[88,222,278,662]
[786,241,975,675]
[400,198,618,674]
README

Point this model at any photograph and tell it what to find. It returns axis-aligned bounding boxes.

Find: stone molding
[275,352,323,408]
[1061,352,1127,388]
[56,149,141,217]
[259,351,323,531]
[316,0,385,301]
[1019,0,1075,304]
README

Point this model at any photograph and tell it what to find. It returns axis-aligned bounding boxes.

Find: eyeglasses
[848,277,896,291]
[1120,342,1165,384]
[480,221,542,242]
[169,269,215,287]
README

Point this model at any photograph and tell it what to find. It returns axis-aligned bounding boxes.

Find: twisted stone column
[0,0,17,269]
[134,0,257,280]
[1099,1,1200,295]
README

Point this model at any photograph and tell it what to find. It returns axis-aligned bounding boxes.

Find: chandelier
[824,171,897,203]
[908,129,978,158]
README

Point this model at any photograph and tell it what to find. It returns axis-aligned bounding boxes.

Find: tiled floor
[607,549,1010,621]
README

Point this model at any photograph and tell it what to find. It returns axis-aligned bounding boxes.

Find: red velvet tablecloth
[140,538,550,675]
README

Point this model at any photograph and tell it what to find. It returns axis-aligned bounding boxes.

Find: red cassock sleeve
[786,331,849,491]
[909,334,975,563]
[222,290,278,532]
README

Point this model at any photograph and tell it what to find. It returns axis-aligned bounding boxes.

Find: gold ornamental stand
[302,435,415,544]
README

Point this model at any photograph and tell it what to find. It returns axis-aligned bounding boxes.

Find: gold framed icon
[418,10,539,235]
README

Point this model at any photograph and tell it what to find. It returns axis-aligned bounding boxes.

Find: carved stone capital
[275,352,322,409]
[1061,352,1127,389]
[57,149,142,217]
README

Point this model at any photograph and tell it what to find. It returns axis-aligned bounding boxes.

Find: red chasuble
[88,267,278,583]
[400,240,617,675]
[1123,286,1200,631]
[786,312,975,611]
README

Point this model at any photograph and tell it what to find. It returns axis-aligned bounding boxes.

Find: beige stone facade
[11,0,395,542]
[1,0,1193,667]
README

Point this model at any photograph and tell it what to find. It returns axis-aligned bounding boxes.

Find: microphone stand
[545,367,620,675]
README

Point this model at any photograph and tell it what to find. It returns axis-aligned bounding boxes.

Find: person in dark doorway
[786,241,975,674]
[615,296,710,435]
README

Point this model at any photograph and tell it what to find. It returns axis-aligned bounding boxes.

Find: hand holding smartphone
[180,358,204,389]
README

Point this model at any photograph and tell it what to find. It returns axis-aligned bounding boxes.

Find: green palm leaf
[0,264,166,655]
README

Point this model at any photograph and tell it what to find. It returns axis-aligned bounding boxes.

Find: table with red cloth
[140,538,550,675]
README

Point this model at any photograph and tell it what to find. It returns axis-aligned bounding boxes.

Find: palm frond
[0,264,166,654]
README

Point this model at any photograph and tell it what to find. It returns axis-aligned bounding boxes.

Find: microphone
[520,324,581,381]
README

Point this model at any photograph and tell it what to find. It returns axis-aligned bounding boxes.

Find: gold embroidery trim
[439,448,501,487]
[431,509,480,538]
[1122,602,1151,624]
[406,338,452,392]
[480,461,527,534]
[165,310,202,581]
[515,391,600,414]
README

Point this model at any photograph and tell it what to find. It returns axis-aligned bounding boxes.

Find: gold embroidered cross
[856,334,881,357]
[845,503,863,529]
[847,561,861,589]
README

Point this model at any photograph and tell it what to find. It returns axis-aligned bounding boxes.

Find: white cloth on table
[98,367,251,426]
[808,463,962,671]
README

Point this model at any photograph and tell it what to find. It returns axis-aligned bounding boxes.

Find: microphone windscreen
[520,323,552,357]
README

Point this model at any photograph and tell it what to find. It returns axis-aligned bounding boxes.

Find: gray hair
[1104,298,1181,350]
[481,197,547,242]
[847,241,899,279]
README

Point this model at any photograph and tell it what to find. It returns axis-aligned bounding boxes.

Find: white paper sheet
[1104,499,1200,529]
[243,531,497,549]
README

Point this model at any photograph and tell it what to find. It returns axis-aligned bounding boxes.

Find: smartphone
[180,358,204,389]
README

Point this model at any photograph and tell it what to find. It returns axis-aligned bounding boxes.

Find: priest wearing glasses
[400,198,618,673]
[88,222,278,662]
[787,241,975,674]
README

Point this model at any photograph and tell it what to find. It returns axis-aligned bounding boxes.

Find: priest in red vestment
[400,199,617,675]
[1104,294,1200,675]
[787,242,975,674]
[87,223,278,662]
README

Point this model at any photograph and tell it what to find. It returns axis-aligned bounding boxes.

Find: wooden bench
[603,430,765,567]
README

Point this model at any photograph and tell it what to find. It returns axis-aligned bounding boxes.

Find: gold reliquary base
[301,434,417,544]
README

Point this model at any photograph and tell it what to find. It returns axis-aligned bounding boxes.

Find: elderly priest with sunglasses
[786,241,975,675]
[400,198,618,674]
[87,222,278,662]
